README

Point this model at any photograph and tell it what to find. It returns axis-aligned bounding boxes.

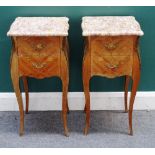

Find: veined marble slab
[82,16,144,36]
[7,17,69,36]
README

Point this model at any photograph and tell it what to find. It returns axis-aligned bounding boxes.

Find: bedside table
[82,16,144,135]
[7,17,70,136]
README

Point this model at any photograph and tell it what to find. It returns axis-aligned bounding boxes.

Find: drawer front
[17,37,60,78]
[91,54,133,78]
[17,36,60,55]
[91,36,134,56]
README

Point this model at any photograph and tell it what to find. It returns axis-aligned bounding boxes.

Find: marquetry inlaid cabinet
[82,16,144,135]
[7,17,70,136]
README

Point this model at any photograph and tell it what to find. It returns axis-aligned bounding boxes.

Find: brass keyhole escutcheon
[31,42,46,51]
[35,43,45,51]
[104,42,117,50]
[103,38,122,51]
[106,63,118,69]
[32,62,46,69]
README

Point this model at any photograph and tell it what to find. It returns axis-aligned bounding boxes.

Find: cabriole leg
[128,52,140,135]
[22,76,29,114]
[124,75,130,112]
[11,50,24,136]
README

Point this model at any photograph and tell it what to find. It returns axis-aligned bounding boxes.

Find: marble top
[7,17,69,36]
[82,16,144,36]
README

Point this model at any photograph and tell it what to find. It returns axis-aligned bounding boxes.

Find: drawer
[18,53,60,78]
[91,54,133,78]
[16,37,61,78]
[17,36,60,56]
[91,36,134,56]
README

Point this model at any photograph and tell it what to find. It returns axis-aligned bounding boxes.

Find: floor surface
[0,111,155,148]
